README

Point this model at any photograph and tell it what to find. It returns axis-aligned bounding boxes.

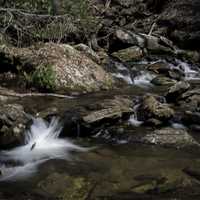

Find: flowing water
[0,117,87,181]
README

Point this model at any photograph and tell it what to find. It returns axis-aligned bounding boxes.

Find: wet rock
[179,89,200,111]
[112,46,143,62]
[146,61,185,80]
[141,128,199,148]
[0,104,28,147]
[138,95,174,124]
[165,81,190,102]
[146,61,171,74]
[0,43,114,93]
[151,76,177,86]
[37,172,93,200]
[168,68,185,80]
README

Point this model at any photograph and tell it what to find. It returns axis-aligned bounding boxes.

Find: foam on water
[0,117,87,181]
[133,71,155,87]
[128,104,143,127]
[172,60,200,80]
[128,115,143,127]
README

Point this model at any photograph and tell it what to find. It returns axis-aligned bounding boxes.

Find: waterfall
[0,117,88,181]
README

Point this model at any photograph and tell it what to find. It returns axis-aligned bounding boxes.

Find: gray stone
[151,76,177,86]
[138,95,174,123]
[141,128,199,148]
[165,81,190,102]
[112,46,143,62]
[0,104,28,146]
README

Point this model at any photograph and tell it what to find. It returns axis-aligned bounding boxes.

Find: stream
[1,59,200,200]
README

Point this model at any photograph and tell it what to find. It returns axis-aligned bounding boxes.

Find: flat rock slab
[140,128,199,148]
[82,96,133,124]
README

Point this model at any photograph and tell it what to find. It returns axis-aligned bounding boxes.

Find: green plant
[26,64,56,90]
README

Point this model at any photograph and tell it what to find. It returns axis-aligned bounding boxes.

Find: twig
[0,88,75,99]
[148,22,156,36]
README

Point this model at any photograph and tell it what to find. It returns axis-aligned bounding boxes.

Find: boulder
[151,76,177,86]
[0,43,114,93]
[141,128,199,148]
[111,46,143,62]
[138,95,174,124]
[82,96,133,124]
[0,104,28,147]
[114,29,175,54]
[165,81,190,102]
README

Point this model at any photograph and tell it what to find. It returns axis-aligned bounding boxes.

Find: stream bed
[1,59,200,200]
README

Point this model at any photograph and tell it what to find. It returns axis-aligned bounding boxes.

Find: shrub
[25,64,56,90]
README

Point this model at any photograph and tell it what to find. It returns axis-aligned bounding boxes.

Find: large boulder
[138,95,174,125]
[0,43,114,93]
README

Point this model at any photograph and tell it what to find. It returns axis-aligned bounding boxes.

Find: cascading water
[111,58,200,88]
[0,117,88,181]
[173,59,200,80]
[128,104,143,127]
[133,71,155,87]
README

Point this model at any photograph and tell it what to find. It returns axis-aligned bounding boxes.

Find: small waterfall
[172,60,200,80]
[133,71,155,87]
[0,117,87,181]
[128,104,143,127]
